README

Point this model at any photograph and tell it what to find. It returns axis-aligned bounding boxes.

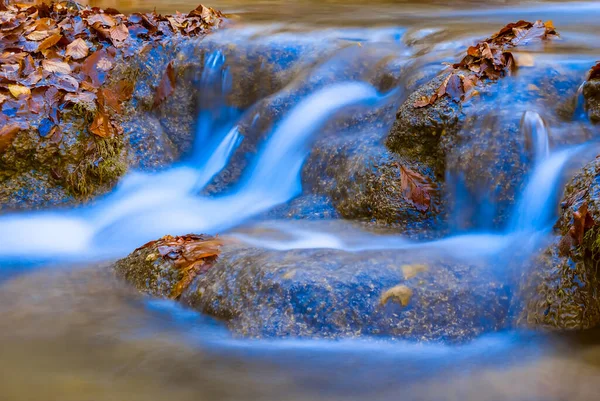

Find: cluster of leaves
[558,197,596,256]
[588,61,600,81]
[414,20,557,108]
[0,1,223,152]
[141,234,222,299]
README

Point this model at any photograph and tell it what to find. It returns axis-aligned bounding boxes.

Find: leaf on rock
[82,48,115,87]
[8,84,30,98]
[64,91,97,109]
[445,73,463,101]
[42,59,71,74]
[0,123,22,153]
[86,13,117,27]
[153,61,175,109]
[37,33,62,52]
[109,23,129,43]
[399,165,434,213]
[65,38,89,59]
[89,107,115,137]
[588,62,600,81]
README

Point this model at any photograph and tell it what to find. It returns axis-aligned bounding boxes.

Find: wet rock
[387,60,587,228]
[513,157,600,329]
[115,238,510,341]
[113,234,222,299]
[583,78,600,124]
[176,243,509,341]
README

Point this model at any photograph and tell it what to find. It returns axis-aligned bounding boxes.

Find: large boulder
[115,234,510,342]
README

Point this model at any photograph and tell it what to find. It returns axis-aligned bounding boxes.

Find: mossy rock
[513,157,600,329]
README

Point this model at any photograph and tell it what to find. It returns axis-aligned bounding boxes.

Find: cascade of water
[521,111,550,164]
[0,82,382,259]
[509,145,586,233]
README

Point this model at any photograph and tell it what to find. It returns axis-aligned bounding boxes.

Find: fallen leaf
[65,38,88,59]
[26,30,50,41]
[42,59,71,74]
[109,23,129,43]
[380,285,413,307]
[8,84,30,98]
[445,73,463,101]
[82,48,115,87]
[399,165,434,212]
[0,123,22,153]
[153,61,175,108]
[86,13,116,27]
[36,33,62,52]
[89,107,115,137]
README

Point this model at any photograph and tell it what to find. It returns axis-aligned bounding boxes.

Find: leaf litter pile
[414,20,558,108]
[141,234,223,299]
[0,1,223,151]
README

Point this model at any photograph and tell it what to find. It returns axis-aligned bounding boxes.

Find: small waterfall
[0,82,382,259]
[521,111,550,165]
[509,146,585,233]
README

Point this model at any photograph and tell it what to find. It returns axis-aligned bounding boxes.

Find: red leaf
[153,61,176,109]
[399,165,434,213]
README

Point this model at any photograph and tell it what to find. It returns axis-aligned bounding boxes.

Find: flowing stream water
[3,1,600,400]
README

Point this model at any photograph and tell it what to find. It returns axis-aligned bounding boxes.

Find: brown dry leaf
[8,84,30,98]
[510,20,548,46]
[588,62,600,81]
[399,165,434,212]
[37,33,62,52]
[65,38,89,60]
[99,87,121,112]
[380,285,413,307]
[86,13,117,27]
[413,96,430,108]
[48,73,79,92]
[572,201,595,246]
[26,30,50,41]
[42,59,71,74]
[445,73,463,101]
[64,91,97,108]
[89,107,115,137]
[109,23,129,43]
[0,123,22,153]
[19,68,43,86]
[82,48,115,87]
[153,61,176,108]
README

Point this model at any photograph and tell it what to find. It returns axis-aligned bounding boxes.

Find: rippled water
[3,0,600,400]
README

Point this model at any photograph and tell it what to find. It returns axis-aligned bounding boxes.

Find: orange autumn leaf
[0,123,23,153]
